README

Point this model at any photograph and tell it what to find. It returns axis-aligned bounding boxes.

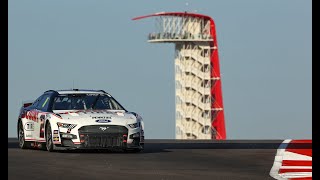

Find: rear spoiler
[22,100,34,108]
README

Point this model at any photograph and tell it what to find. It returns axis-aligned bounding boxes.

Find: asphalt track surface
[9,138,292,180]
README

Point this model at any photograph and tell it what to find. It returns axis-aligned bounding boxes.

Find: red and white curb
[269,139,312,180]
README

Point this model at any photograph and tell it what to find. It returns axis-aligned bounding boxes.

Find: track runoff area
[8,138,312,179]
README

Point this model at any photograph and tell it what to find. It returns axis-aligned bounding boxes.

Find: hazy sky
[8,0,311,139]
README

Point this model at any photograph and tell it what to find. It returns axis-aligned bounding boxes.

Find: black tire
[18,121,31,149]
[45,121,54,152]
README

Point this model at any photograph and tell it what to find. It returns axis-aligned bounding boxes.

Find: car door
[34,94,51,141]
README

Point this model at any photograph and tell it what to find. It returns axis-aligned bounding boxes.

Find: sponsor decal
[116,112,124,116]
[99,127,109,131]
[53,130,59,140]
[25,134,32,138]
[39,115,45,138]
[53,130,60,138]
[24,122,34,131]
[92,116,112,119]
[26,110,39,122]
[88,94,99,96]
[95,119,112,123]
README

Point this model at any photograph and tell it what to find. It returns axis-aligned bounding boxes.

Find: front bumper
[55,125,144,150]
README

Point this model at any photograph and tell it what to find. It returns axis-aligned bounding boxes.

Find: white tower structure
[133,12,226,140]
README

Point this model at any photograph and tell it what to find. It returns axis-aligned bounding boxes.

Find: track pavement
[9,139,288,180]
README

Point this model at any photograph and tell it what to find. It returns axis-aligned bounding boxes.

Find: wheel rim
[46,125,52,150]
[18,123,24,147]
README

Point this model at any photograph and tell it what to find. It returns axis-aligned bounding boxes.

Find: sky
[8,0,312,139]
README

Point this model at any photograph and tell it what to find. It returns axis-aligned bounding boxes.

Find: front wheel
[45,121,54,152]
[18,121,31,149]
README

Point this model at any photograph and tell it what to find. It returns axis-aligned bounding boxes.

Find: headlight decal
[60,133,77,139]
[57,122,77,129]
[128,123,139,128]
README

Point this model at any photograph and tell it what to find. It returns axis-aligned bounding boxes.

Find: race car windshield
[52,94,125,111]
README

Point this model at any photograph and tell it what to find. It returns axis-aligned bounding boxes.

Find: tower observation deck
[133,12,226,140]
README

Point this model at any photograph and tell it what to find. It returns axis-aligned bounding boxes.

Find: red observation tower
[133,12,226,140]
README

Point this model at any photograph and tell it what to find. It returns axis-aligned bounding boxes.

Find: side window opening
[36,94,51,111]
[32,95,44,108]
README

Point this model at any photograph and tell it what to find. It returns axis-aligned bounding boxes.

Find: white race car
[17,89,144,152]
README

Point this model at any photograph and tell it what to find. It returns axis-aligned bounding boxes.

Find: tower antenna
[185,1,189,12]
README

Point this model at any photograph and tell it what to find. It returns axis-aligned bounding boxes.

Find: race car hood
[52,110,137,126]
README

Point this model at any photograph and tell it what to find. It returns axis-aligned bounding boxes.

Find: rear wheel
[45,121,54,152]
[18,121,31,149]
